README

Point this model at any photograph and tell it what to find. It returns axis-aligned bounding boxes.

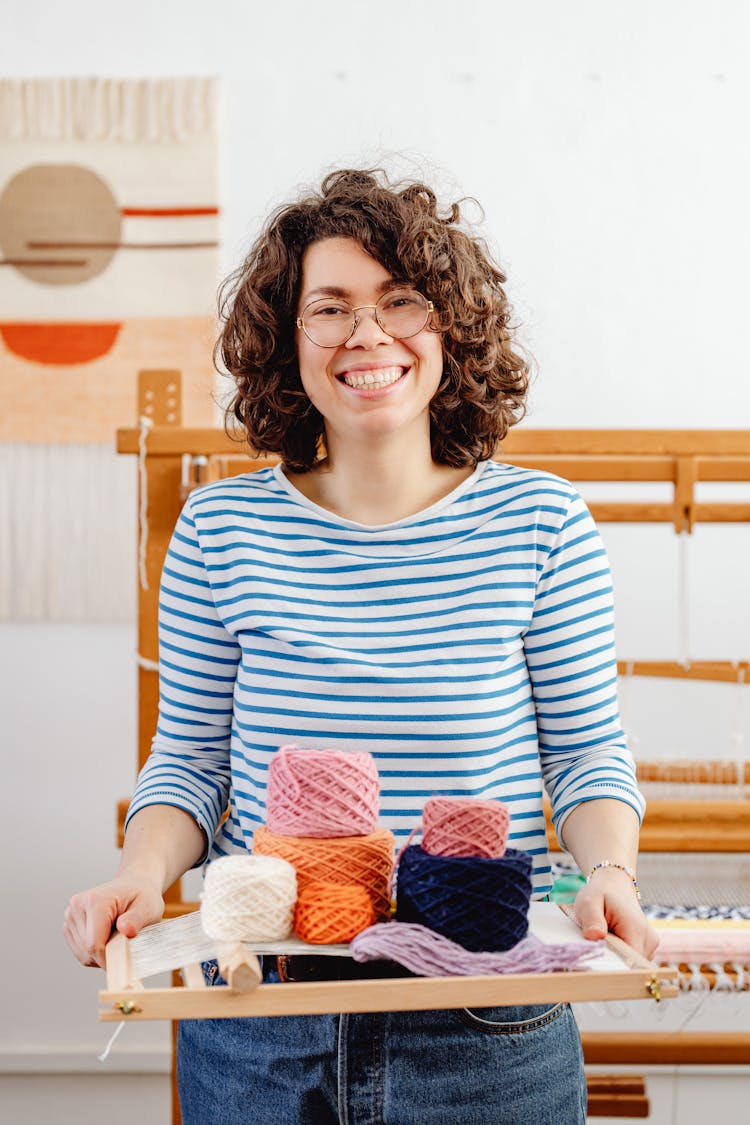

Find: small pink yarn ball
[422,796,510,859]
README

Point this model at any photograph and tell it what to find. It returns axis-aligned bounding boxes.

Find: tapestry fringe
[0,77,218,142]
[0,443,135,622]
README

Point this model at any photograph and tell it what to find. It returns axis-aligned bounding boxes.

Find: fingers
[573,882,660,959]
[63,879,165,969]
[63,890,113,968]
[573,888,608,941]
[641,920,660,960]
[116,904,151,939]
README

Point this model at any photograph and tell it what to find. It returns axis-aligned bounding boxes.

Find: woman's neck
[287,435,476,526]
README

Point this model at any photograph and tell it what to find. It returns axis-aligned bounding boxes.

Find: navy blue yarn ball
[395,844,533,952]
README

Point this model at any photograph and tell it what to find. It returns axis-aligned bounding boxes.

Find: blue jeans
[177,963,586,1124]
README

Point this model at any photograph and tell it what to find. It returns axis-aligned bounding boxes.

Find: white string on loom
[138,415,153,591]
[677,529,691,668]
[126,909,349,980]
[0,443,135,621]
[618,661,641,758]
[729,664,747,797]
[98,1020,126,1063]
[129,911,218,979]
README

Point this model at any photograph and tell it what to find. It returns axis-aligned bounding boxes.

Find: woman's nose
[345,308,393,348]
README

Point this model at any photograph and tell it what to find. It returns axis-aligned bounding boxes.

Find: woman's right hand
[63,875,165,969]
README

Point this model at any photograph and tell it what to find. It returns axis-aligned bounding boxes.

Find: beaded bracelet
[586,860,641,902]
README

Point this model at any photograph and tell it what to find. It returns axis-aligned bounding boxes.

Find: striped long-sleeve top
[126,459,644,896]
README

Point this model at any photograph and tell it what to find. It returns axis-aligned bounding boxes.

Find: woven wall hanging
[0,77,220,620]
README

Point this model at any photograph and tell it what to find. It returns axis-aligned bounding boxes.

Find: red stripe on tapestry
[121,207,219,217]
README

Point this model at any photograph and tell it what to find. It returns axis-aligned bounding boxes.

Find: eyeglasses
[296,287,434,348]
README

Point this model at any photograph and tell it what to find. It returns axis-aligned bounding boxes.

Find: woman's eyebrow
[301,278,406,303]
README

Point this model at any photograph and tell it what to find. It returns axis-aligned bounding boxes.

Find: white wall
[2,2,750,1122]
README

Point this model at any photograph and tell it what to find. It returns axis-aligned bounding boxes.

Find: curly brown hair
[218,168,530,472]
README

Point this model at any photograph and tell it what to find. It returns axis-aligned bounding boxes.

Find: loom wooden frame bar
[581,1032,750,1066]
[117,422,750,536]
[117,425,750,457]
[99,969,675,1023]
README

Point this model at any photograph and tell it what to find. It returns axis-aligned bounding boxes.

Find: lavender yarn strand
[350,922,604,976]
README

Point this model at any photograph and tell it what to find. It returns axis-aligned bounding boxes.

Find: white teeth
[341,366,404,389]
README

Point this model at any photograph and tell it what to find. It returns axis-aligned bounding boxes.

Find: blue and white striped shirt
[127,459,644,896]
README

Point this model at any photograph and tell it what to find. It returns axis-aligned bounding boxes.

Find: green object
[549,873,586,903]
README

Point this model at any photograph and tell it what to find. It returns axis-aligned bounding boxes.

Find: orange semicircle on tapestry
[0,323,121,364]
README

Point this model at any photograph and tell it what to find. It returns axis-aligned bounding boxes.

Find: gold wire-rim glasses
[296,288,434,348]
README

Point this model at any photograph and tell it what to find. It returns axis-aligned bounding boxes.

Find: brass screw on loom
[646,977,662,1002]
[114,999,142,1015]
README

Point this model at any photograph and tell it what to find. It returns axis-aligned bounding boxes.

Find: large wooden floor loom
[113,370,750,1121]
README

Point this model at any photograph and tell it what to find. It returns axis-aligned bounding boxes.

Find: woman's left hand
[573,867,658,959]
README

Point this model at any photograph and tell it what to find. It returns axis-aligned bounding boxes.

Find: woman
[64,168,656,1124]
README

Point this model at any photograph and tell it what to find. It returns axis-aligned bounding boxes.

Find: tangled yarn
[396,844,533,952]
[422,796,509,859]
[200,855,297,942]
[294,881,376,944]
[351,922,603,976]
[266,745,380,838]
[253,825,395,920]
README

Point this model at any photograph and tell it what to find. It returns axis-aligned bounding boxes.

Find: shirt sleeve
[124,494,241,856]
[522,485,645,841]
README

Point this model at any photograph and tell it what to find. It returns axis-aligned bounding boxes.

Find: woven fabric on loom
[253,825,395,921]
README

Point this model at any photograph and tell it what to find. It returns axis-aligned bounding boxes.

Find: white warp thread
[678,530,691,667]
[98,1021,126,1063]
[138,416,153,592]
[0,442,134,621]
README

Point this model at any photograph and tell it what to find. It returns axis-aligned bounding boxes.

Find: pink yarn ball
[266,745,380,838]
[422,796,510,859]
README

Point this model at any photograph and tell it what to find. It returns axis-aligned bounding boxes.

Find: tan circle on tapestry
[0,163,121,285]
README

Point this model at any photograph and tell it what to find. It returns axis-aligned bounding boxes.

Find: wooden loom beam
[118,423,750,538]
[616,660,750,683]
[545,799,750,853]
[582,1032,750,1066]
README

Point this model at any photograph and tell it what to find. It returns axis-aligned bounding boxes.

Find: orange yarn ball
[253,825,395,920]
[294,881,376,944]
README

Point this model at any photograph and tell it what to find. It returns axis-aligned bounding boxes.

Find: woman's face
[295,237,444,453]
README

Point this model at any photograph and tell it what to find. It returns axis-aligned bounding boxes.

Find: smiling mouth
[338,365,407,389]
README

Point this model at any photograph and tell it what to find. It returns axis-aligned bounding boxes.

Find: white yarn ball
[200,855,297,942]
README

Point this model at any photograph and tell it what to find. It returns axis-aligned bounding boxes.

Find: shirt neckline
[272,460,491,532]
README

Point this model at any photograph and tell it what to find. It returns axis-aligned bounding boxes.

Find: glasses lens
[377,289,430,338]
[301,299,354,347]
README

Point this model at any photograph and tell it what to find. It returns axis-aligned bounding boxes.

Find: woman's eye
[382,293,417,310]
[310,304,348,319]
